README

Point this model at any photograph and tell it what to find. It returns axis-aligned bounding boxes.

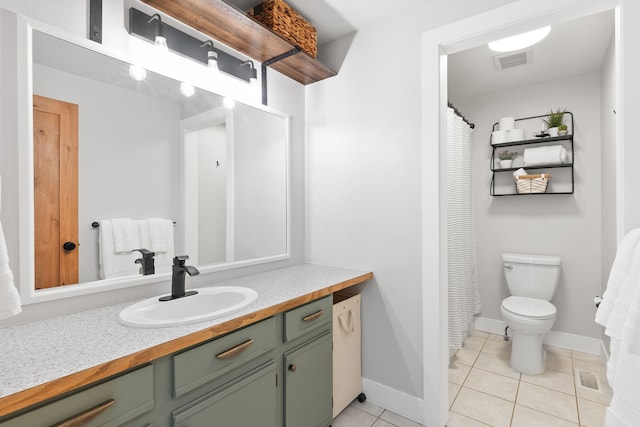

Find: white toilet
[500,253,562,375]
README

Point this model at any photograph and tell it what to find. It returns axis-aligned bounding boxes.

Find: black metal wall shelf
[490,112,575,196]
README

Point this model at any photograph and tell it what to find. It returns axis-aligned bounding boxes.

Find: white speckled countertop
[0,264,371,409]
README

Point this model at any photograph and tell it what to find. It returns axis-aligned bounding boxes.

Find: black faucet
[159,255,200,301]
[134,248,155,275]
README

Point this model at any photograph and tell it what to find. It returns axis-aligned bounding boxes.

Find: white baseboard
[361,377,424,424]
[474,317,605,356]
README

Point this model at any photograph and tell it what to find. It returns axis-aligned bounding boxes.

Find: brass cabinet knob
[288,364,297,372]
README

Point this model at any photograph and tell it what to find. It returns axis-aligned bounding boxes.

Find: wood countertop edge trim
[0,271,373,417]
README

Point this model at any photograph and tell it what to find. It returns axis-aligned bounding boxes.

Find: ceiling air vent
[494,48,532,71]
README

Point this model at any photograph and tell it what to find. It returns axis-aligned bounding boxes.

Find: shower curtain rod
[448,102,475,129]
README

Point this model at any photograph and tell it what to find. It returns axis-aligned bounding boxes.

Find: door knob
[63,241,77,251]
[288,364,297,372]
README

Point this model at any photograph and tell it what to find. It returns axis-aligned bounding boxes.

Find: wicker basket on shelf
[247,0,317,58]
[515,174,551,194]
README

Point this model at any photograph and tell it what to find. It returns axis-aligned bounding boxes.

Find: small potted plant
[498,149,517,168]
[543,108,567,137]
[558,123,568,136]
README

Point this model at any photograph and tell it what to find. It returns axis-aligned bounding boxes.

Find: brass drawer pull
[302,310,324,322]
[52,399,115,427]
[216,339,254,359]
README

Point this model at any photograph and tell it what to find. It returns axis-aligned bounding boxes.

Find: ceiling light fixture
[488,26,551,52]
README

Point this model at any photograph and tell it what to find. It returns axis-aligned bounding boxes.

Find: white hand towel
[111,218,141,253]
[146,218,173,253]
[523,145,569,166]
[142,219,174,273]
[596,228,640,328]
[98,220,140,279]
[0,176,22,320]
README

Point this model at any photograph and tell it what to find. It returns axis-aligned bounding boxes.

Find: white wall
[306,0,516,417]
[0,0,305,325]
[453,72,606,339]
[197,125,227,265]
[601,35,617,288]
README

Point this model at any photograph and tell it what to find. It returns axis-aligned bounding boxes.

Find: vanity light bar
[128,8,257,83]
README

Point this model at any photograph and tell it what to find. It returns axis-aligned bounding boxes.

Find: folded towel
[98,220,140,279]
[523,145,569,166]
[0,176,22,320]
[111,218,140,253]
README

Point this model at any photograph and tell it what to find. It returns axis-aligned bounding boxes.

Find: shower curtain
[447,107,481,356]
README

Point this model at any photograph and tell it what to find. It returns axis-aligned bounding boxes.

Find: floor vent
[578,370,601,391]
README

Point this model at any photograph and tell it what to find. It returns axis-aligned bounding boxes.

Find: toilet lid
[502,296,556,319]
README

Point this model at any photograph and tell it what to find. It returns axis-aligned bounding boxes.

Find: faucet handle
[173,255,190,266]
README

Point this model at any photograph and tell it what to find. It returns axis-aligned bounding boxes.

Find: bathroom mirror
[27,30,288,296]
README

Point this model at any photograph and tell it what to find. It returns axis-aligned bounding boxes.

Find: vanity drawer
[1,365,153,427]
[284,296,332,343]
[173,317,276,398]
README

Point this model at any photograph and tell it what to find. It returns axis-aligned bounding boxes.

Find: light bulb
[154,35,168,51]
[180,82,195,97]
[129,64,147,81]
[488,26,551,52]
[223,97,236,109]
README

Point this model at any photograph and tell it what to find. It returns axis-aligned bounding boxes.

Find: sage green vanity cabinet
[0,365,154,427]
[0,296,336,427]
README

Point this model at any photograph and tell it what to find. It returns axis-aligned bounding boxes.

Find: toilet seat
[501,296,556,320]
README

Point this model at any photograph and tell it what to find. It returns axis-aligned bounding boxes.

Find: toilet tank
[502,253,561,300]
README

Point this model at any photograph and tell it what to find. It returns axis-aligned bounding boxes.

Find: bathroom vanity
[0,264,372,427]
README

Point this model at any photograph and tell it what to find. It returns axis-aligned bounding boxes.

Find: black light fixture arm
[261,46,302,105]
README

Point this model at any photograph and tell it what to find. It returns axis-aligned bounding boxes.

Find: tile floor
[332,330,610,427]
[448,331,611,427]
[332,399,423,427]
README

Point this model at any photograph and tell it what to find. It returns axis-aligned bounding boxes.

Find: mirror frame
[17,17,291,305]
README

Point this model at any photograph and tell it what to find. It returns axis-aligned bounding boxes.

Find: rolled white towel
[523,145,569,166]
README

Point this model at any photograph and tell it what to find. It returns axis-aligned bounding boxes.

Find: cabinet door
[284,331,332,427]
[171,361,276,427]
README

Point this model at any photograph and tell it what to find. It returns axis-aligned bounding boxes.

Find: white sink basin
[119,286,258,328]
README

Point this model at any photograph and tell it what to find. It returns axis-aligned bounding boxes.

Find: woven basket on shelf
[515,174,550,194]
[247,0,317,58]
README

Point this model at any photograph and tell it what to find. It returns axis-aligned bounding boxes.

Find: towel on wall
[139,219,174,273]
[98,218,175,278]
[0,176,22,320]
[523,145,569,166]
[595,228,640,426]
[98,219,140,279]
[111,218,141,253]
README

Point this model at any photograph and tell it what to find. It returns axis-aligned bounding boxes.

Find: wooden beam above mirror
[141,0,337,85]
